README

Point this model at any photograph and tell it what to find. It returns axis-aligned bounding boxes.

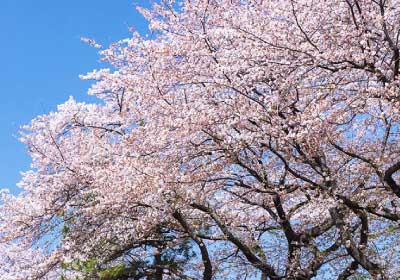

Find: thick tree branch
[191,203,280,279]
[172,210,213,280]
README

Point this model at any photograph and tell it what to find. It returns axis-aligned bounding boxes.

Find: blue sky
[0,0,151,194]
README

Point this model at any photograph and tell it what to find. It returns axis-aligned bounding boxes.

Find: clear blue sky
[0,0,151,194]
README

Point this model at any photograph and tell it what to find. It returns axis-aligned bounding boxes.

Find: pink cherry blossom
[1,0,400,279]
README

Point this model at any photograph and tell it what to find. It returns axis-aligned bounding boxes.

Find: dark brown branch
[384,161,400,198]
[172,210,213,280]
[191,203,280,279]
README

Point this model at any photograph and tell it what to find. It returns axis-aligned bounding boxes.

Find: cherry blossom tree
[2,0,400,279]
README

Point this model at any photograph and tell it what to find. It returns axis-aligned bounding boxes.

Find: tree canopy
[1,0,400,279]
